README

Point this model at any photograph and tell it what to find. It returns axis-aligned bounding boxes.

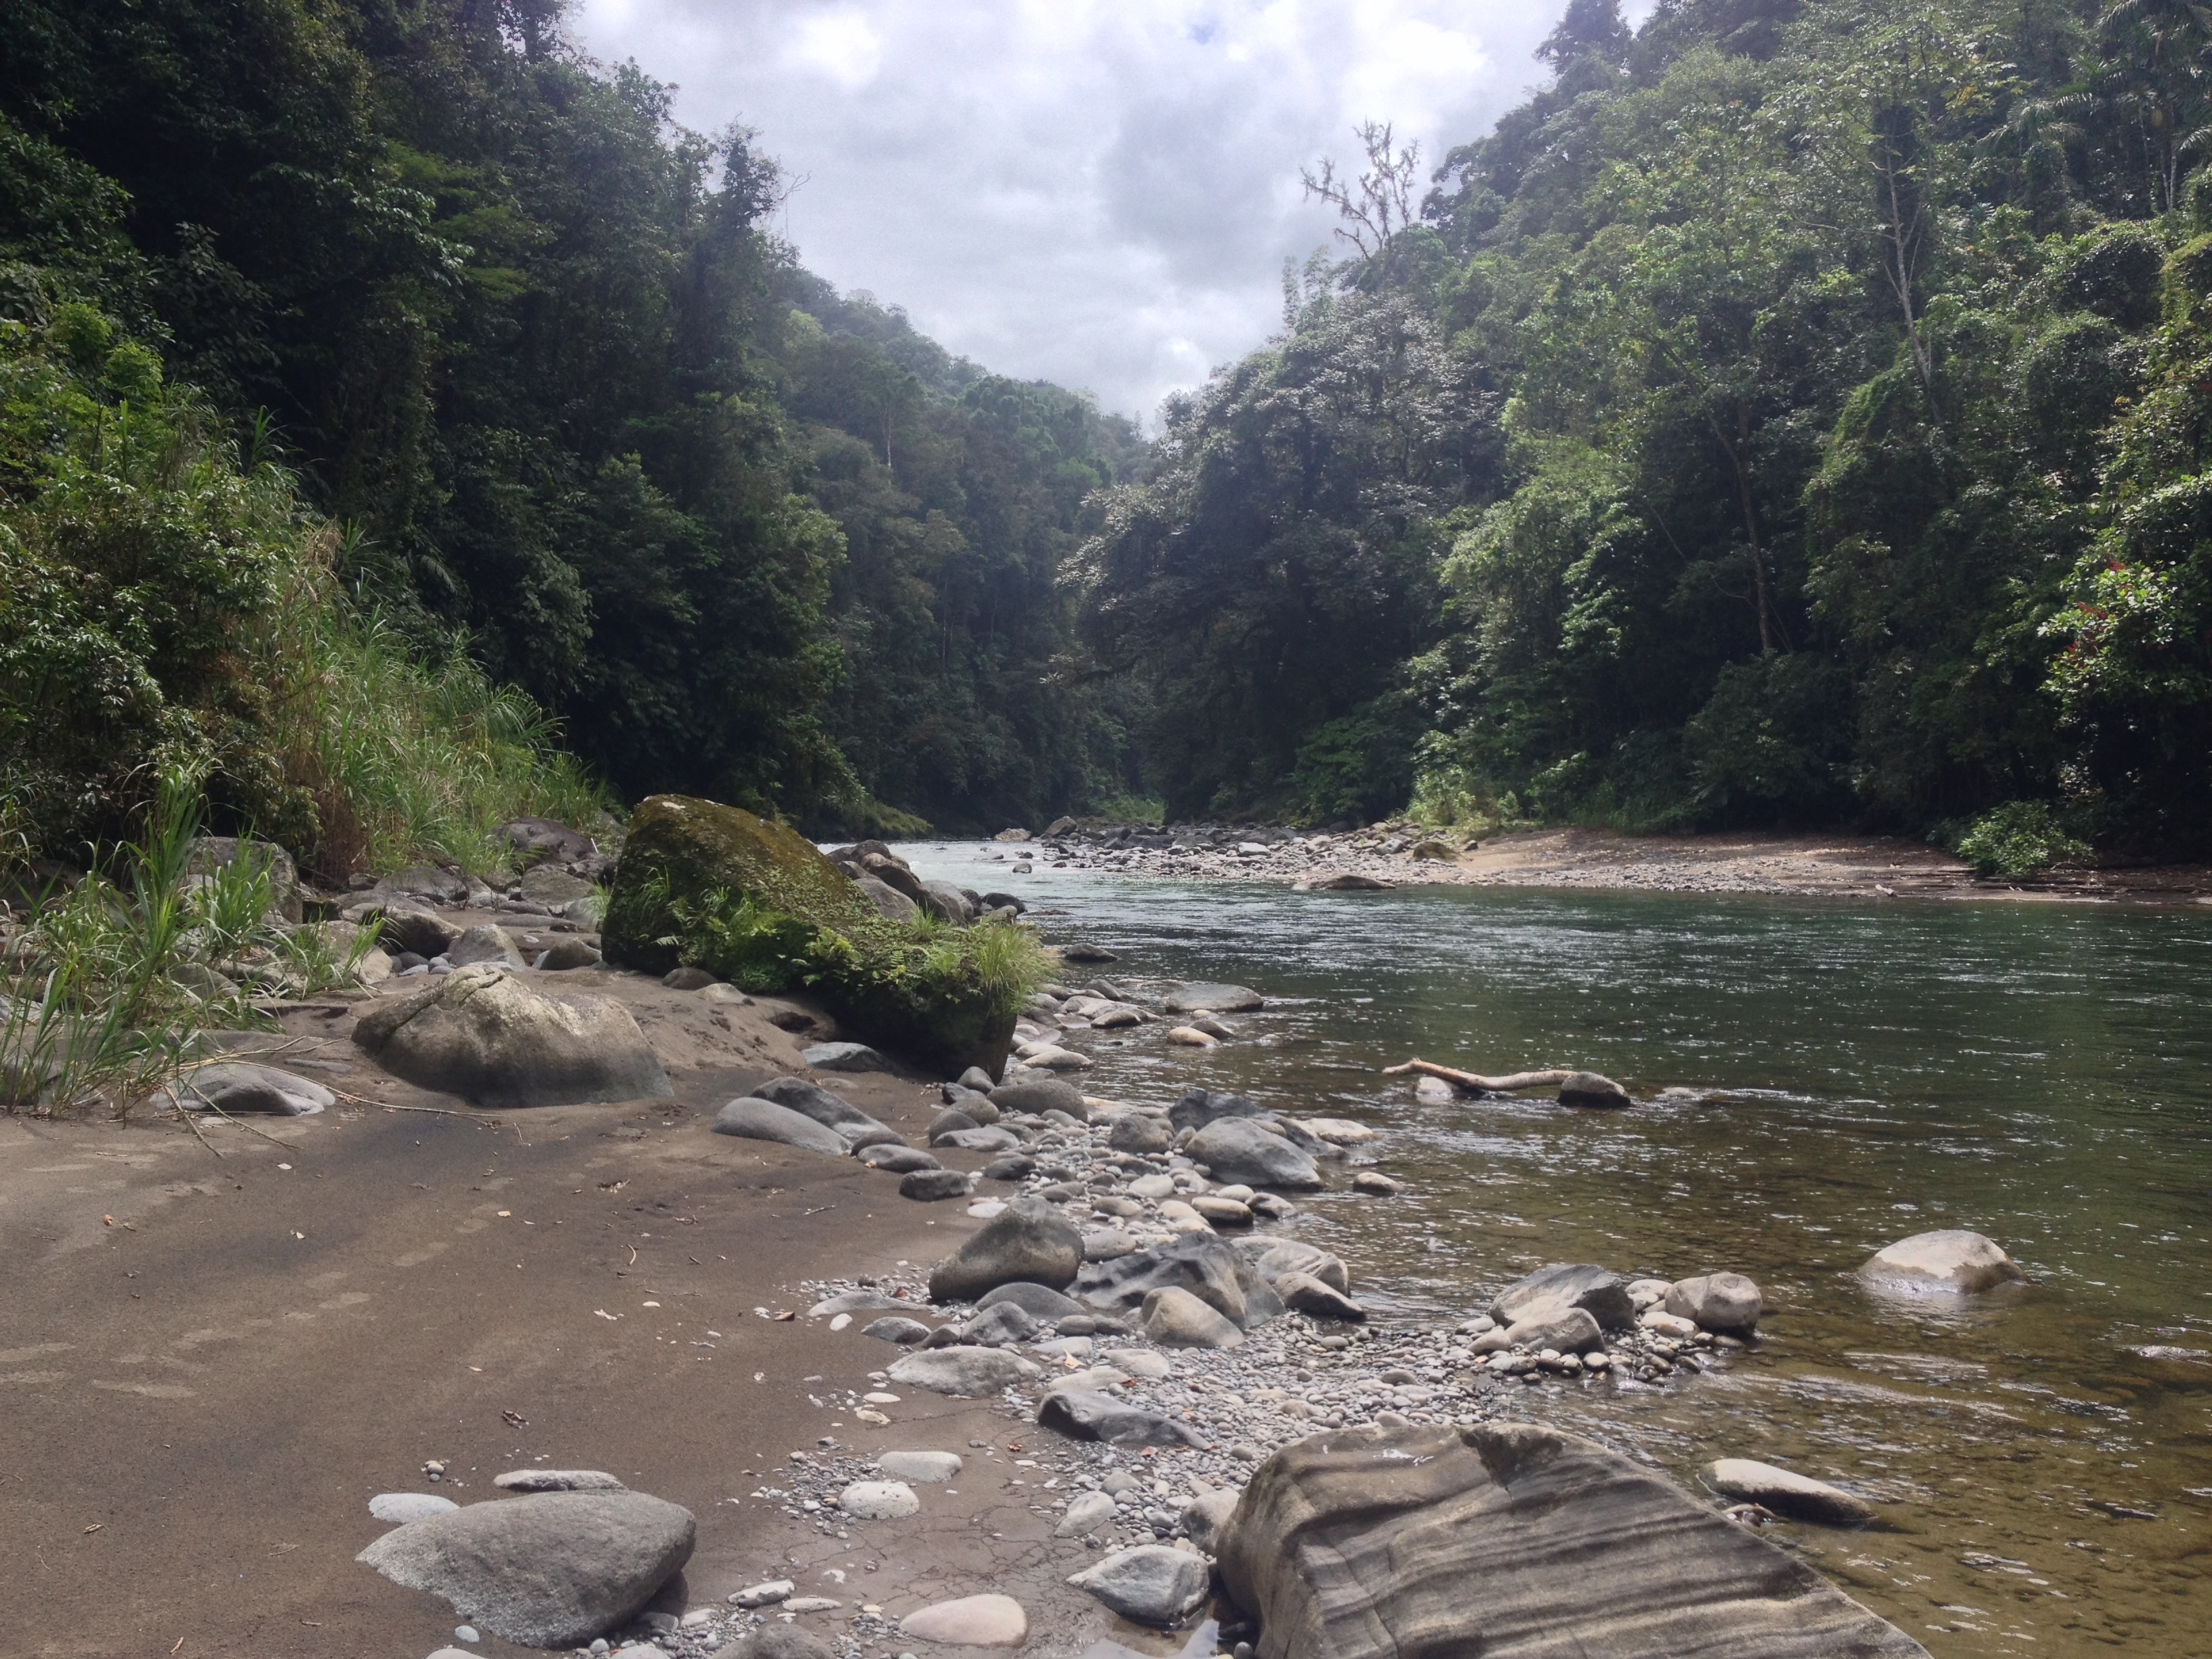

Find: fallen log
[1382,1059,1576,1093]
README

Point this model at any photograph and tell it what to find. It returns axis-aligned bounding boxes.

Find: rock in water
[711,1099,848,1153]
[1665,1272,1764,1332]
[926,1197,1083,1302]
[1858,1230,2027,1296]
[1068,1544,1212,1628]
[351,965,671,1108]
[1244,1239,1351,1294]
[167,1063,334,1117]
[1556,1071,1632,1107]
[1489,1263,1635,1332]
[1217,1422,1928,1658]
[1702,1459,1876,1525]
[1273,1271,1366,1322]
[855,875,920,924]
[1502,1306,1603,1354]
[1163,983,1265,1013]
[1109,1113,1175,1154]
[1185,1118,1322,1190]
[355,1490,695,1647]
[886,1346,1040,1396]
[897,1595,1028,1647]
[1167,1088,1272,1133]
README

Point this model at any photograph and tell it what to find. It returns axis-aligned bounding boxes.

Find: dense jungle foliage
[0,0,1144,867]
[1076,0,2212,856]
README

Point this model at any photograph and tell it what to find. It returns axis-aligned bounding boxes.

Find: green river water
[906,845,2212,1656]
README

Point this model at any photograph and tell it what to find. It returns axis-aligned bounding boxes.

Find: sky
[567,1,1573,424]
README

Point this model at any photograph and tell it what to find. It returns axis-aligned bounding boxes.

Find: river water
[903,842,2212,1656]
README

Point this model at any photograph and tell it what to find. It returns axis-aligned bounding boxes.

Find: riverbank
[991,822,2212,905]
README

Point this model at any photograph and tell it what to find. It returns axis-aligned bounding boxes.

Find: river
[902,841,2212,1657]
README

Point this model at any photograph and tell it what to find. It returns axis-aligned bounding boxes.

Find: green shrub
[1951,801,2090,878]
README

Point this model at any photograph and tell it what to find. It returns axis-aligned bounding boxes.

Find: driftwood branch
[1382,1059,1575,1093]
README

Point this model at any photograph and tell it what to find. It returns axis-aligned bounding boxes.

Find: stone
[877,1450,961,1483]
[352,966,671,1108]
[538,939,602,970]
[1083,1228,1136,1261]
[1557,1070,1632,1108]
[918,879,975,924]
[663,966,716,990]
[712,1098,847,1154]
[898,1594,1028,1647]
[958,1065,998,1091]
[492,1469,625,1493]
[860,1146,941,1174]
[1217,1422,1927,1659]
[926,1107,980,1140]
[939,1126,1021,1153]
[447,924,525,968]
[989,1076,1088,1119]
[1142,1285,1244,1348]
[1666,1272,1764,1333]
[861,1315,932,1345]
[1078,1233,1273,1328]
[926,1197,1084,1302]
[960,1301,1040,1347]
[1313,872,1391,890]
[1273,1270,1366,1322]
[520,865,597,908]
[1021,1044,1094,1071]
[1351,1171,1401,1196]
[1181,1488,1240,1553]
[1163,983,1265,1013]
[1166,1027,1218,1048]
[886,1345,1040,1396]
[1185,1118,1322,1190]
[167,1062,333,1117]
[977,1281,1086,1322]
[1858,1230,2027,1296]
[1038,1389,1204,1448]
[804,1041,888,1073]
[355,1490,695,1648]
[1702,1459,1877,1525]
[1056,1490,1118,1536]
[843,1124,907,1152]
[505,817,596,864]
[982,1155,1037,1181]
[810,1289,905,1317]
[1068,1544,1212,1628]
[1246,1240,1351,1294]
[369,1492,458,1523]
[186,835,302,921]
[710,1626,834,1659]
[749,1075,881,1132]
[1503,1305,1603,1354]
[1489,1263,1635,1332]
[1296,1117,1376,1145]
[356,897,460,959]
[837,1480,920,1520]
[900,1168,972,1202]
[1414,1074,1457,1103]
[1191,1195,1253,1225]
[1641,1309,1698,1338]
[855,874,921,924]
[1108,1113,1175,1154]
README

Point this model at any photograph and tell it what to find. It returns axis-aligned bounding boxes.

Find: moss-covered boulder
[602,795,1025,1076]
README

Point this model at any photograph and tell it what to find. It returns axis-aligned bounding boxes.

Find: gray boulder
[1168,1088,1271,1134]
[1185,1117,1321,1189]
[356,897,459,959]
[886,1345,1040,1396]
[861,1315,932,1345]
[1218,1422,1929,1658]
[1183,1489,1239,1554]
[537,939,602,970]
[169,1063,333,1117]
[350,966,671,1108]
[355,1489,694,1647]
[1274,1271,1366,1322]
[1077,1233,1274,1328]
[859,1145,941,1174]
[939,1126,1021,1153]
[752,1075,880,1132]
[1702,1458,1876,1525]
[960,1301,1041,1347]
[900,1169,972,1202]
[1142,1285,1244,1348]
[977,1281,1086,1322]
[918,880,975,924]
[492,1469,626,1493]
[1502,1305,1604,1354]
[1858,1230,2026,1296]
[804,1041,888,1072]
[855,875,921,924]
[1557,1070,1632,1107]
[926,1107,979,1140]
[1068,1544,1212,1628]
[1244,1238,1351,1295]
[844,1124,907,1152]
[1489,1263,1635,1332]
[519,865,596,908]
[1666,1272,1764,1332]
[989,1077,1087,1118]
[1107,1113,1174,1154]
[447,924,525,968]
[369,1492,457,1523]
[927,1197,1083,1302]
[1162,983,1264,1013]
[712,1099,847,1154]
[958,1065,998,1091]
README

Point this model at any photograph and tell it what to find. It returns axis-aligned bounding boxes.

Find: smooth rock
[918,880,976,925]
[351,966,670,1109]
[1168,1088,1272,1133]
[1101,1347,1172,1378]
[1166,1026,1218,1048]
[1504,1305,1603,1353]
[1038,1389,1204,1448]
[662,966,716,990]
[989,1076,1088,1119]
[804,1041,888,1073]
[1666,1272,1763,1333]
[1489,1263,1635,1332]
[1858,1230,2027,1296]
[861,1315,932,1345]
[710,1625,834,1659]
[730,1578,795,1607]
[900,1169,972,1202]
[1142,1285,1244,1348]
[1163,983,1265,1014]
[1702,1458,1877,1525]
[167,1062,334,1117]
[1246,1240,1351,1295]
[1296,1117,1377,1145]
[837,1480,920,1520]
[898,1593,1028,1647]
[1191,1195,1254,1225]
[958,1064,998,1091]
[1069,1544,1212,1628]
[538,939,602,970]
[855,874,921,924]
[369,1492,458,1523]
[977,1281,1086,1322]
[1078,1233,1271,1328]
[982,1155,1038,1181]
[1217,1422,1927,1658]
[939,1126,1021,1153]
[1185,1118,1321,1190]
[926,1196,1083,1301]
[1557,1071,1632,1108]
[1181,1488,1240,1553]
[960,1301,1040,1347]
[886,1346,1040,1396]
[1057,1490,1119,1536]
[1273,1270,1366,1322]
[877,1450,962,1483]
[712,1098,847,1154]
[492,1469,626,1493]
[355,1490,694,1647]
[751,1075,882,1132]
[447,923,525,968]
[1351,1171,1401,1196]
[1109,1113,1175,1154]
[859,1145,940,1174]
[843,1124,907,1152]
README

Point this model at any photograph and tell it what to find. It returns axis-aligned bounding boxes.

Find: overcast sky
[567,1,1573,424]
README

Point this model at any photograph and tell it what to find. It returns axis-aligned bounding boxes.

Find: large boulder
[1217,1422,1929,1659]
[886,1345,1040,1396]
[855,875,920,923]
[1186,1117,1322,1189]
[355,1490,695,1647]
[919,879,975,924]
[1666,1271,1764,1332]
[1858,1230,2026,1296]
[928,1198,1083,1303]
[1141,1285,1244,1348]
[351,966,671,1108]
[1167,1088,1273,1134]
[989,1076,1088,1119]
[712,1098,848,1154]
[1489,1263,1635,1332]
[600,794,1017,1074]
[1075,1233,1275,1328]
[1068,1544,1212,1628]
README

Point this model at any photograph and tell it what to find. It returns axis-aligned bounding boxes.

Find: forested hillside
[0,0,1142,865]
[1077,0,2212,860]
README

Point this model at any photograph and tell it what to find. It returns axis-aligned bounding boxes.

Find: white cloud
[569,0,1565,422]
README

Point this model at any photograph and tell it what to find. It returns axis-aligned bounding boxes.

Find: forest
[4,0,2211,869]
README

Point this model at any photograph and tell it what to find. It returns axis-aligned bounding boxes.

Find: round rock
[876,1450,962,1483]
[1858,1229,2026,1296]
[837,1480,920,1520]
[899,1593,1027,1646]
[369,1492,457,1524]
[1665,1271,1763,1332]
[1702,1458,1876,1525]
[1067,1543,1212,1627]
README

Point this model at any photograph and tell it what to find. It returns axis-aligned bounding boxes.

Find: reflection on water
[907,844,2212,1657]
